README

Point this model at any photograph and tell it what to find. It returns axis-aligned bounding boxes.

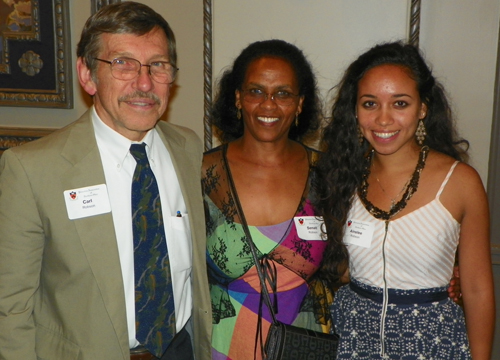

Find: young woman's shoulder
[430,151,487,222]
[437,152,483,190]
[428,150,482,187]
[451,162,486,209]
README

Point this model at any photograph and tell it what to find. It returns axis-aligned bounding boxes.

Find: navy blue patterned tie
[130,143,175,357]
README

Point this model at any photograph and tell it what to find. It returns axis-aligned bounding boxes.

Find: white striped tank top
[346,161,460,289]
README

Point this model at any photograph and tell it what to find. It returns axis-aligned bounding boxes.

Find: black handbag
[265,321,338,360]
[226,163,339,360]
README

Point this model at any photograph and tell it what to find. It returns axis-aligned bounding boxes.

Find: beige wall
[420,0,499,184]
[213,1,408,117]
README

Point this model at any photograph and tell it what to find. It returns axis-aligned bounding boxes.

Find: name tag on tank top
[344,218,374,248]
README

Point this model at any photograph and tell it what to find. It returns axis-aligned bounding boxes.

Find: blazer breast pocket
[167,213,192,273]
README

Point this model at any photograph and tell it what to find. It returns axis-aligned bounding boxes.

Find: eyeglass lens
[102,57,177,84]
[242,89,297,106]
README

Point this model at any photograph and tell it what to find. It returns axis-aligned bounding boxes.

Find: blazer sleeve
[0,149,44,360]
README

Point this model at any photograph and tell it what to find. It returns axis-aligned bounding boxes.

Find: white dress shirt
[92,107,193,349]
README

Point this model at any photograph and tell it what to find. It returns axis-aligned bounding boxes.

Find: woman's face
[235,57,304,143]
[356,64,427,156]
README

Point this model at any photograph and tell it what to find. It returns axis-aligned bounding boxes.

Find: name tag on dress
[294,216,326,240]
[64,184,111,220]
[344,219,374,248]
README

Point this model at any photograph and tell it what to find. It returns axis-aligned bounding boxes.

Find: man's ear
[77,57,97,96]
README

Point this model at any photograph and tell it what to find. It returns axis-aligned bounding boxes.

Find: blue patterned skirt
[331,279,471,359]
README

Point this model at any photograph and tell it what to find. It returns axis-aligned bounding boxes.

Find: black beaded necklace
[358,146,430,221]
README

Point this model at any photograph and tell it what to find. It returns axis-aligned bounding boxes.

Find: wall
[420,0,499,183]
[213,1,408,121]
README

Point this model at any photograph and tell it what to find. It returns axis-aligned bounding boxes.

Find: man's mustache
[118,91,161,105]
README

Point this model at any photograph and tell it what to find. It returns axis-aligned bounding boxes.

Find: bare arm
[456,165,495,360]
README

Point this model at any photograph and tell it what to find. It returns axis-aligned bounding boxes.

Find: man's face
[77,27,172,141]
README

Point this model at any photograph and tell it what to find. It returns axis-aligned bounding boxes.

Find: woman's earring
[357,126,364,145]
[295,112,299,127]
[236,108,241,120]
[356,115,364,144]
[415,120,427,146]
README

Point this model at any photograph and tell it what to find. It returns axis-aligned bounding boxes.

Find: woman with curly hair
[202,39,344,360]
[316,41,494,359]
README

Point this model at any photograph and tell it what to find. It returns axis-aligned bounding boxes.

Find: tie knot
[130,143,148,163]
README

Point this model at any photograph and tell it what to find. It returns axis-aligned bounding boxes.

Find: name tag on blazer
[64,184,111,220]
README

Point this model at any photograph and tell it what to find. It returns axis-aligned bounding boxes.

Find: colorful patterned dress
[202,144,331,360]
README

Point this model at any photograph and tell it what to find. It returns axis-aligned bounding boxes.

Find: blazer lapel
[59,111,129,351]
[155,122,201,223]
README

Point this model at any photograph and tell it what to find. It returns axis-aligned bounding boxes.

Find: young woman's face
[356,64,427,156]
[235,57,304,143]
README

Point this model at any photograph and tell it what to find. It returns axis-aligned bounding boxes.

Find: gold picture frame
[0,126,55,155]
[0,0,73,108]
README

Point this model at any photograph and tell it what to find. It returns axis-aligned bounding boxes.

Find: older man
[0,3,211,359]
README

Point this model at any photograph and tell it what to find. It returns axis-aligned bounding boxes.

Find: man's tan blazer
[0,110,212,360]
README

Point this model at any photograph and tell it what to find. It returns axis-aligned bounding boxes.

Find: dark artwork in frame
[0,0,72,108]
[91,0,121,15]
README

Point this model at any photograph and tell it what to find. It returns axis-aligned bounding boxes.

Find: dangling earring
[236,108,241,120]
[415,119,427,146]
[295,112,299,127]
[357,126,364,145]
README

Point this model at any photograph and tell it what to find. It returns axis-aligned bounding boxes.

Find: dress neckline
[221,142,315,227]
[356,161,460,224]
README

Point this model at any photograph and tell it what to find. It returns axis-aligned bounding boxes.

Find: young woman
[317,42,494,359]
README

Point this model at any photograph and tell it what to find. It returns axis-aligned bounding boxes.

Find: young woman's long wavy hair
[316,42,468,282]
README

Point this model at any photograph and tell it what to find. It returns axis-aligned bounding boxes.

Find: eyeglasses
[241,88,300,106]
[94,57,178,84]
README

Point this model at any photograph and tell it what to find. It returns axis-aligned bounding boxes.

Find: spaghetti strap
[436,161,459,199]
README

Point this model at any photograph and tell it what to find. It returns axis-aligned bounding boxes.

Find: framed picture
[0,126,55,155]
[91,0,121,15]
[0,0,72,108]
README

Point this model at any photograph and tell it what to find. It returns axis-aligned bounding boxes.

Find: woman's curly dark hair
[212,39,321,143]
[315,41,469,283]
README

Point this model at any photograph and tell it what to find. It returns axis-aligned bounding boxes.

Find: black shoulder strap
[222,146,278,324]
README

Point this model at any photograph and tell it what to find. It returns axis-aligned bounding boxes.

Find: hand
[447,265,462,303]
